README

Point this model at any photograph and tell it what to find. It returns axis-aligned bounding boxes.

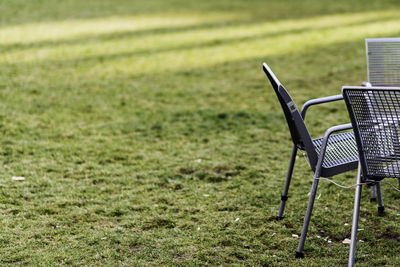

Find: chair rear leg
[369,184,376,202]
[348,162,363,267]
[277,145,297,220]
[376,182,384,215]
[295,166,320,258]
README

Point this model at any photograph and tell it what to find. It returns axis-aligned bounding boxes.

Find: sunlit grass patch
[0,12,249,46]
[2,9,400,77]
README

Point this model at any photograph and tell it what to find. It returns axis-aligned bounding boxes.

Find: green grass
[1,0,400,265]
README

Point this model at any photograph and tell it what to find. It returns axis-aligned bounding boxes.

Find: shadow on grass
[1,12,397,56]
[2,0,399,28]
[0,19,254,53]
[2,30,400,145]
[2,14,400,83]
[66,39,385,140]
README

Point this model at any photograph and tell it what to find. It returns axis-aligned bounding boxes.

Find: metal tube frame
[370,184,376,202]
[348,162,363,267]
[376,182,385,215]
[295,124,350,258]
[277,145,298,220]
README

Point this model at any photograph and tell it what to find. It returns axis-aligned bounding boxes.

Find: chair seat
[313,131,359,169]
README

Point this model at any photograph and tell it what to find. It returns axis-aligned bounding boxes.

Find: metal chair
[366,38,400,87]
[343,86,400,266]
[365,38,400,190]
[262,63,361,258]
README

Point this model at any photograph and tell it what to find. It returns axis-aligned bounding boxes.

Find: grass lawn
[1,0,400,265]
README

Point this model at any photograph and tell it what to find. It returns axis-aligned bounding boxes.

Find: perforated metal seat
[313,132,358,169]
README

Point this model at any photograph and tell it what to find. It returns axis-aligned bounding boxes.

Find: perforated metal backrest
[263,63,318,167]
[366,38,400,87]
[343,86,400,180]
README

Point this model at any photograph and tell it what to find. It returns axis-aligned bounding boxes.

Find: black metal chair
[343,86,400,266]
[262,63,363,258]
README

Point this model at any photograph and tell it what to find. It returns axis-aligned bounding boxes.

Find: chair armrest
[313,123,354,173]
[300,94,343,119]
[323,123,353,137]
[319,123,353,153]
[362,81,372,87]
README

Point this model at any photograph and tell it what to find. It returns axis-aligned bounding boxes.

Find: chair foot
[295,251,304,258]
[370,197,376,202]
[378,206,385,215]
[276,216,284,221]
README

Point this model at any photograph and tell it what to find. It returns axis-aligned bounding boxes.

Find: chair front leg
[376,182,384,215]
[348,162,363,267]
[295,164,321,258]
[295,138,328,258]
[277,145,298,220]
[295,124,350,258]
[370,184,376,202]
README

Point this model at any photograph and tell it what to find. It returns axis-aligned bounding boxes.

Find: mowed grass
[1,0,400,265]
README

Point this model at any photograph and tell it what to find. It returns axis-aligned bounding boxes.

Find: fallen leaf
[342,238,351,244]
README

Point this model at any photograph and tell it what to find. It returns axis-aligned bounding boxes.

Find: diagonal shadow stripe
[2,0,398,29]
[1,14,400,77]
[1,8,399,54]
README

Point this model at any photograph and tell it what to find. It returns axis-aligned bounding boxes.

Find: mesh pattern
[345,88,400,179]
[312,132,358,168]
[367,40,400,87]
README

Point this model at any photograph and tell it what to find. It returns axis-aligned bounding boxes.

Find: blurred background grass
[0,0,400,265]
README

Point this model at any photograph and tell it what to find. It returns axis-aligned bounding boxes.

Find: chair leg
[277,145,298,220]
[370,184,376,202]
[295,164,321,258]
[376,182,384,215]
[348,162,363,267]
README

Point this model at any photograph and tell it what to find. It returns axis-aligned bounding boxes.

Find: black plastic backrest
[263,63,318,168]
[262,63,302,147]
[343,86,400,180]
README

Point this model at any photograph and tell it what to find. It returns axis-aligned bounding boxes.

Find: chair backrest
[366,38,400,87]
[263,63,318,167]
[343,86,400,180]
